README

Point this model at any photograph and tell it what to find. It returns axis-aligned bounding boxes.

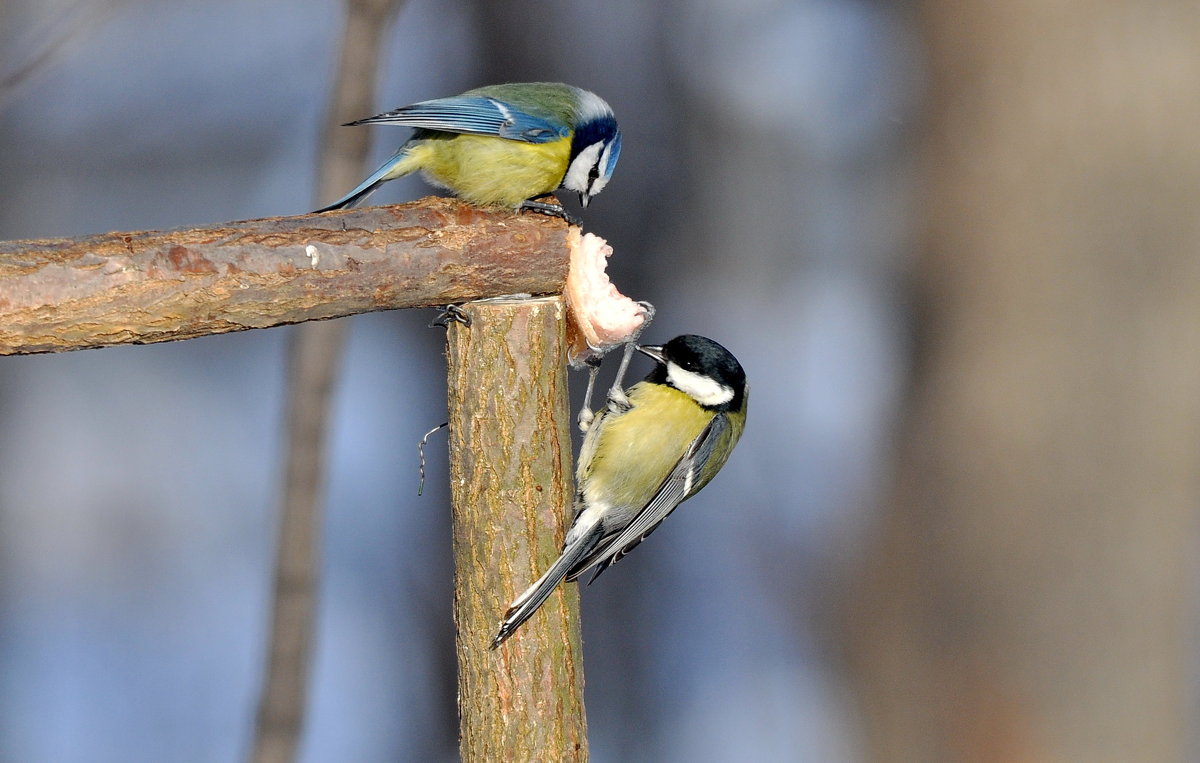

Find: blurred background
[1,0,1196,761]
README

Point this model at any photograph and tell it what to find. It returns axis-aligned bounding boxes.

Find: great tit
[492,335,748,648]
[315,82,621,218]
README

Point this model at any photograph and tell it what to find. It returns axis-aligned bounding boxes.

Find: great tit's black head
[638,335,747,412]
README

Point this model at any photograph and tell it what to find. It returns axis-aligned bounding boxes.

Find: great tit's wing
[491,521,605,648]
[346,96,569,143]
[566,413,731,583]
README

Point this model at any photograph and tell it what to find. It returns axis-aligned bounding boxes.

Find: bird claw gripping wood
[431,304,471,328]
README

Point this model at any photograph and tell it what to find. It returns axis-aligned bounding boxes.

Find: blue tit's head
[638,335,748,413]
[562,90,622,208]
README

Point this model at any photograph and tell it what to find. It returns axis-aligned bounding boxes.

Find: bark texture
[445,297,588,762]
[0,197,569,354]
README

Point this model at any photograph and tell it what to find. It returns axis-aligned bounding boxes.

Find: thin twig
[0,0,125,109]
[417,422,449,496]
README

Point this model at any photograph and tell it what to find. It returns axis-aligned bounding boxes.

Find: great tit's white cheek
[666,362,734,407]
[563,142,603,193]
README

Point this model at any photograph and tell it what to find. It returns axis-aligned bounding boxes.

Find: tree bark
[845,2,1200,762]
[0,197,569,355]
[445,297,588,762]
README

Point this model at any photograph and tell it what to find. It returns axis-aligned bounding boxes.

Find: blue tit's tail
[313,146,414,213]
[491,521,604,649]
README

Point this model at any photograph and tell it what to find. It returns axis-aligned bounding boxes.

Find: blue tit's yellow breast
[400,134,573,208]
[578,382,719,513]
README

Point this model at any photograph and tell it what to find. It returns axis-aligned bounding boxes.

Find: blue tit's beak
[578,192,590,208]
[636,344,665,364]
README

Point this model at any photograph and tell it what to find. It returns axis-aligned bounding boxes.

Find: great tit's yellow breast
[403,134,572,208]
[579,382,725,513]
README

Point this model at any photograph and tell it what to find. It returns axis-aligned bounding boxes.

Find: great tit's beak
[636,344,665,364]
[579,192,590,208]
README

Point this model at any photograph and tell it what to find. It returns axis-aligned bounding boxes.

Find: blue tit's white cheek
[588,174,610,197]
[666,362,734,407]
[563,142,603,192]
[588,142,617,195]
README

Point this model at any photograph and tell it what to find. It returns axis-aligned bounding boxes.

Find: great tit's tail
[313,146,415,213]
[490,521,604,649]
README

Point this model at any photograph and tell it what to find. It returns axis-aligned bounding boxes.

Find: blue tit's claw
[520,199,581,227]
[432,304,471,328]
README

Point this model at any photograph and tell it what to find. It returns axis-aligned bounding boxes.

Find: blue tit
[315,82,622,218]
[492,335,748,648]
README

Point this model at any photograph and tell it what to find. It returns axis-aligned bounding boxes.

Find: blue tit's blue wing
[313,148,408,212]
[348,96,569,144]
[568,414,732,583]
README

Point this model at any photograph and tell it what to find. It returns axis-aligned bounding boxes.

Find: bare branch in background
[249,3,421,760]
[844,0,1200,759]
[0,0,125,109]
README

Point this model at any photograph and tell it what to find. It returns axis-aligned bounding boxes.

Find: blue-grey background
[0,1,919,759]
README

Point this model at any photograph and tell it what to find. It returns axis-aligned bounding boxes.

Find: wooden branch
[0,196,569,355]
[445,297,588,762]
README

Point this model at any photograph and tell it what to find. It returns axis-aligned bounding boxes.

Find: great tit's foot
[606,387,633,414]
[520,199,581,227]
[635,301,656,329]
[605,337,641,408]
[577,355,603,433]
[578,407,596,433]
[431,304,471,328]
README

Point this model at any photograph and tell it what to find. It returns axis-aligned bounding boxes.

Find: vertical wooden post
[445,296,589,762]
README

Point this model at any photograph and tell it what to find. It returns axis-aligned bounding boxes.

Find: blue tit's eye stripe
[350,96,568,143]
